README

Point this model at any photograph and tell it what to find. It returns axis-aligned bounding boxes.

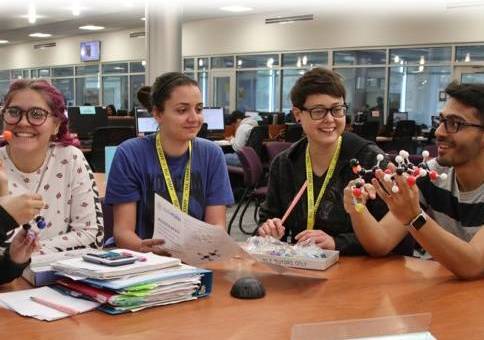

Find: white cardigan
[0,144,104,254]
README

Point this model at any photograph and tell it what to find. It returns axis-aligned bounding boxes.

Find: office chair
[89,126,136,172]
[394,120,417,138]
[100,197,114,246]
[352,121,379,142]
[284,124,303,143]
[227,146,267,235]
[245,125,269,161]
[264,141,292,166]
[197,123,208,139]
[392,120,417,154]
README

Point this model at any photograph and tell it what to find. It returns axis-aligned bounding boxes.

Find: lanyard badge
[305,136,342,230]
[155,133,192,213]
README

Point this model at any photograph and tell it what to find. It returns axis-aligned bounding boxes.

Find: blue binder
[80,265,213,314]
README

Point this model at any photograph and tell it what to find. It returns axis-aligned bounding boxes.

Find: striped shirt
[418,159,484,241]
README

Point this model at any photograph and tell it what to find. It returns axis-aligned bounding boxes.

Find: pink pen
[281,181,308,225]
[30,296,80,315]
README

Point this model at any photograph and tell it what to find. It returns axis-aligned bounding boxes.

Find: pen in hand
[281,181,308,225]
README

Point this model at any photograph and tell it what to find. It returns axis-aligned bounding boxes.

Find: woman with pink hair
[0,80,104,253]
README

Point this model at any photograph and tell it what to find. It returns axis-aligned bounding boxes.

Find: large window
[282,52,328,67]
[197,72,209,106]
[236,70,280,112]
[52,66,74,77]
[102,75,128,110]
[337,68,386,118]
[183,58,195,72]
[281,69,306,112]
[102,62,129,74]
[0,70,10,102]
[52,78,74,106]
[76,64,99,76]
[455,45,484,63]
[130,61,145,73]
[390,47,451,65]
[334,50,386,65]
[211,56,234,69]
[389,66,451,126]
[130,74,146,110]
[461,73,484,84]
[236,54,279,69]
[197,58,209,72]
[10,70,24,80]
[76,76,100,106]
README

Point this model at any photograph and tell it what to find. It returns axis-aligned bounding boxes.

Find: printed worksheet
[153,194,247,265]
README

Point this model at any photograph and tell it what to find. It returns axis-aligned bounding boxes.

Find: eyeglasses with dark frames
[438,114,484,134]
[1,106,52,126]
[301,104,348,120]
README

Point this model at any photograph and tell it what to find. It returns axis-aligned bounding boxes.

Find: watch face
[412,214,427,230]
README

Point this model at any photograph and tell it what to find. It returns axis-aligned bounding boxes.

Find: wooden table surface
[0,256,483,339]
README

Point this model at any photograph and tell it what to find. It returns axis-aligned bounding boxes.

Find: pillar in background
[145,2,182,85]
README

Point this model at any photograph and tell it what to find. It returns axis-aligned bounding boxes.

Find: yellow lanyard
[155,133,192,213]
[305,136,342,230]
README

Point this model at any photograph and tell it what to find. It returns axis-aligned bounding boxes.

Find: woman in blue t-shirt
[105,73,234,254]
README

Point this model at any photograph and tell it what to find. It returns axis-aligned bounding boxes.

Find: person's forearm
[349,208,396,256]
[409,219,483,279]
[0,204,19,241]
[204,206,227,230]
[0,250,29,284]
[114,229,144,252]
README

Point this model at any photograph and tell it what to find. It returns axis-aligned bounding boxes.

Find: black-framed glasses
[301,104,348,120]
[1,106,52,126]
[439,114,484,134]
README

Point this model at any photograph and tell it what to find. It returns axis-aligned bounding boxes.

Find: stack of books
[51,249,213,314]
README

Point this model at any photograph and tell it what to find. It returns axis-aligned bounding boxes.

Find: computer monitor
[202,107,225,132]
[105,146,117,179]
[393,112,408,126]
[431,115,440,129]
[80,40,101,62]
[68,106,108,140]
[134,107,158,135]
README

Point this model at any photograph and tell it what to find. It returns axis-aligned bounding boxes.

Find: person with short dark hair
[137,86,153,113]
[105,72,234,255]
[344,81,484,279]
[224,110,258,166]
[105,104,117,116]
[258,68,400,255]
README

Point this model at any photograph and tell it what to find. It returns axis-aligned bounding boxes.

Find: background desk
[376,136,427,143]
[0,257,482,339]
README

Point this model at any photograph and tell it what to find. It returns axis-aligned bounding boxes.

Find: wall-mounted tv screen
[80,40,101,62]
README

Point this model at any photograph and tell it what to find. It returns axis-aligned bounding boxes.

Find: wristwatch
[407,210,428,230]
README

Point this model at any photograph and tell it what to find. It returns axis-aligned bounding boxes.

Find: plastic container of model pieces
[243,236,339,271]
[291,313,435,340]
